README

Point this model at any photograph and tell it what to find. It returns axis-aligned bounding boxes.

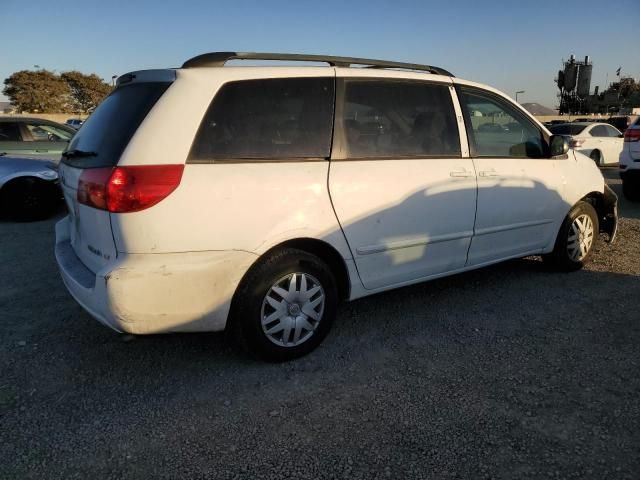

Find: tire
[544,201,599,271]
[0,178,57,221]
[589,150,602,166]
[622,177,640,201]
[230,248,338,362]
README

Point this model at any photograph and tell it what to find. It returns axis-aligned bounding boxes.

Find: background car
[0,117,75,160]
[572,118,604,123]
[0,154,61,220]
[619,116,640,201]
[548,122,624,166]
[607,115,639,133]
[65,118,84,130]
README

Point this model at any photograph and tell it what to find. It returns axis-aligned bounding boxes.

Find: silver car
[0,154,60,220]
[0,117,75,160]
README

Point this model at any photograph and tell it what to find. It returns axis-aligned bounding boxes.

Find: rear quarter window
[63,82,171,168]
[188,77,335,161]
[0,122,22,141]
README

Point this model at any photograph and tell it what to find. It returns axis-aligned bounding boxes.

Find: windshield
[62,82,171,168]
[549,124,588,136]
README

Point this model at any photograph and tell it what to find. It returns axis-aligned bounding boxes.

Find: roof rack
[181,52,453,76]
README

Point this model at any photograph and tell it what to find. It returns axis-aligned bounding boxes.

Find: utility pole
[516,90,525,103]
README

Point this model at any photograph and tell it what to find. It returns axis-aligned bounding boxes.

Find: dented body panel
[55,216,257,333]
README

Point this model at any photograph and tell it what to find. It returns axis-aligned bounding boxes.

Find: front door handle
[479,169,499,177]
[450,169,474,178]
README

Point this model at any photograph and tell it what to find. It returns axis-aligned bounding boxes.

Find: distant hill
[520,103,557,116]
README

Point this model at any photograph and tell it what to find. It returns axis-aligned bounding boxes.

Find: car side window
[0,122,22,142]
[589,125,608,137]
[24,123,73,142]
[189,77,335,161]
[340,80,460,158]
[460,89,546,158]
[604,125,621,137]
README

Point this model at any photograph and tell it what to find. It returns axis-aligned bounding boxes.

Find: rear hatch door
[59,76,173,273]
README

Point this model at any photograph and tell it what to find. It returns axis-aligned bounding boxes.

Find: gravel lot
[1,169,639,479]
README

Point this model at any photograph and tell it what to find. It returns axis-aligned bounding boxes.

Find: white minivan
[55,52,618,361]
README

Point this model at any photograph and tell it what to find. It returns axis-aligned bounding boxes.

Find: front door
[329,76,477,290]
[457,86,568,266]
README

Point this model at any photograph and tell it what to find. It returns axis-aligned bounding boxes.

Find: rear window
[548,124,587,135]
[63,82,170,168]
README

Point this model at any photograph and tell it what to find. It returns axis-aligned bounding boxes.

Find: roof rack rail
[181,52,453,76]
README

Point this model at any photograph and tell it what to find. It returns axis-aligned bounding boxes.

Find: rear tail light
[623,128,640,142]
[569,138,584,148]
[78,165,184,213]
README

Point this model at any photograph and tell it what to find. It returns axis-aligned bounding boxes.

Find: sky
[2,0,639,108]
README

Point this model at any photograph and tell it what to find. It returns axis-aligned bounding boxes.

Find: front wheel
[231,248,338,362]
[544,201,599,271]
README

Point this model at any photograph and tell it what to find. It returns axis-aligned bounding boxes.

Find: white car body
[555,122,624,166]
[54,55,617,337]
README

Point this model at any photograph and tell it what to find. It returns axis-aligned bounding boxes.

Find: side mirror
[550,135,569,157]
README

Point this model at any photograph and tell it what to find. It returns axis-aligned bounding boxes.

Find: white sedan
[549,122,624,166]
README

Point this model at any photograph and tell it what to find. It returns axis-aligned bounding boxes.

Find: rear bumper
[55,216,258,334]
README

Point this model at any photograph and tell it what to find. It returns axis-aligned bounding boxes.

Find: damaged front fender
[600,184,618,243]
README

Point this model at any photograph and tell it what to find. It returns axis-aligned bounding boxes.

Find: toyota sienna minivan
[55,52,618,361]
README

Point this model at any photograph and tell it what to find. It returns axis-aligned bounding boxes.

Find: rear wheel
[231,248,338,362]
[544,201,599,271]
[589,150,602,166]
[0,178,57,221]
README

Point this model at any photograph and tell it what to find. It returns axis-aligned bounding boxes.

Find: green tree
[61,71,111,113]
[2,69,72,113]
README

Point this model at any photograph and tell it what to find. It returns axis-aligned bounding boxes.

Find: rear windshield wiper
[62,149,97,159]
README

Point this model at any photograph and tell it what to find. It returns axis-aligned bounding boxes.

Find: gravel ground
[1,169,639,479]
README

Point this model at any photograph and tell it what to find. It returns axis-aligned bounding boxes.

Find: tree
[61,71,111,113]
[2,70,72,113]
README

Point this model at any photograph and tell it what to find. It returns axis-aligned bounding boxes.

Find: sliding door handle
[450,169,474,178]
